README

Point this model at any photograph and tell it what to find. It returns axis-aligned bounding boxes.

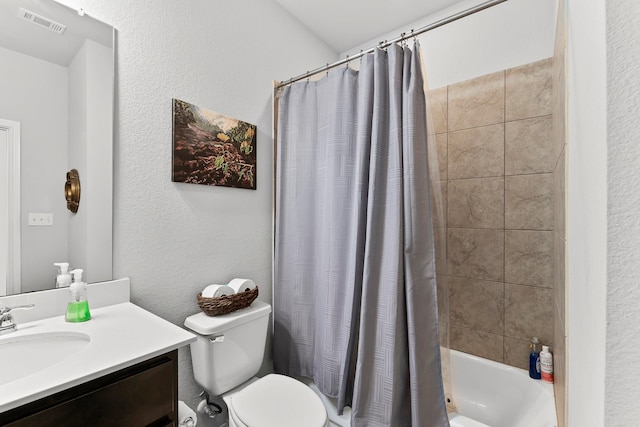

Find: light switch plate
[28,213,54,226]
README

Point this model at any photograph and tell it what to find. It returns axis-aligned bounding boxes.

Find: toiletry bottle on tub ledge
[540,345,554,383]
[529,337,541,380]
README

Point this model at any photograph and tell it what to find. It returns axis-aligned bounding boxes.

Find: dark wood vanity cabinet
[0,350,179,427]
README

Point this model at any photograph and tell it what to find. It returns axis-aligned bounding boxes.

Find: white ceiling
[0,0,112,66]
[274,0,465,53]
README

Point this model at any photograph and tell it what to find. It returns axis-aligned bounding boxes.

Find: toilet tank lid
[184,300,271,335]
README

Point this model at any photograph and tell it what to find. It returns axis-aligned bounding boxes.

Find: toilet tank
[185,301,271,395]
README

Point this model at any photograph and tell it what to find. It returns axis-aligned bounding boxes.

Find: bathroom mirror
[0,0,114,296]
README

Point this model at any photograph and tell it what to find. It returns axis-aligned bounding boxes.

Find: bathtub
[303,349,557,427]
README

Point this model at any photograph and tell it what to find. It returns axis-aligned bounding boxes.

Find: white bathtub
[303,350,557,427]
[449,350,557,427]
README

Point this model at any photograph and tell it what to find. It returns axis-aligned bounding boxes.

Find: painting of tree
[172,98,257,189]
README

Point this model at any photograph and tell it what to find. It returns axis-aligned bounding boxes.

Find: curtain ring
[326,64,329,76]
[306,72,310,83]
[345,55,350,69]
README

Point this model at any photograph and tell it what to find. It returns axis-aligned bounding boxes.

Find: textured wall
[429,58,555,369]
[606,0,640,424]
[56,0,337,420]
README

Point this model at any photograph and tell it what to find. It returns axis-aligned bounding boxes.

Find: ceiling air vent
[17,8,66,35]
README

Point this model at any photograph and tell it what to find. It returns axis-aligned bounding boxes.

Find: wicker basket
[197,286,259,316]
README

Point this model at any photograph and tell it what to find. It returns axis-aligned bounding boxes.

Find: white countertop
[0,302,196,412]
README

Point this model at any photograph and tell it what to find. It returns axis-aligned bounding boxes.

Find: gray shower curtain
[274,42,449,427]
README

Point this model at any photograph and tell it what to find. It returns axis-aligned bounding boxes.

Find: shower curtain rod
[276,0,509,89]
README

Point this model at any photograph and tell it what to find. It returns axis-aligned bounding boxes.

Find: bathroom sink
[0,332,90,385]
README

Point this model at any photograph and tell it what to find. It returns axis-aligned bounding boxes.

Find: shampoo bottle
[65,269,91,322]
[529,337,541,379]
[540,345,554,383]
[54,263,72,288]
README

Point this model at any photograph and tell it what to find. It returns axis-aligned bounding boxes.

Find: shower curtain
[274,42,449,427]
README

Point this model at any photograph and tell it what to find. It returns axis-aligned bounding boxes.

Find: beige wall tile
[503,336,531,370]
[505,115,554,175]
[552,18,567,168]
[554,148,566,237]
[435,227,447,277]
[552,68,566,166]
[448,178,504,228]
[427,86,448,134]
[505,230,553,287]
[447,228,504,281]
[505,173,553,230]
[450,325,504,363]
[448,71,505,131]
[504,283,553,343]
[442,57,558,367]
[506,58,552,121]
[448,124,504,179]
[554,234,566,325]
[438,275,451,334]
[432,180,447,229]
[435,133,448,180]
[449,276,504,335]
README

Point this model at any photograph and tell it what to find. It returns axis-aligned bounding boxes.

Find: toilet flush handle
[208,334,224,343]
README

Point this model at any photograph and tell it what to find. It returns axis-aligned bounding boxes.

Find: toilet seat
[230,374,328,427]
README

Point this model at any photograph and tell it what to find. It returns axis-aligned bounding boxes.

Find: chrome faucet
[0,304,35,335]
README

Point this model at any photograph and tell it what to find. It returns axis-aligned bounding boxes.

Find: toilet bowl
[185,301,328,427]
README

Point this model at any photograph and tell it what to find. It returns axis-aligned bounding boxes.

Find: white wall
[68,42,89,278]
[68,39,114,284]
[565,0,609,425]
[342,0,557,88]
[605,0,640,424]
[85,39,114,285]
[0,47,69,293]
[57,0,337,414]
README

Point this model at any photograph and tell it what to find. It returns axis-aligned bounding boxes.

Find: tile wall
[428,57,554,369]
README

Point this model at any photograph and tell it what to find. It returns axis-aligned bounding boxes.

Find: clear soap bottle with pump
[65,269,91,322]
[54,262,72,288]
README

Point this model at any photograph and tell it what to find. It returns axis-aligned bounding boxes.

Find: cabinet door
[3,351,178,427]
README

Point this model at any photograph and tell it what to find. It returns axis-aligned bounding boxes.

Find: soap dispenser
[65,269,91,322]
[54,263,72,288]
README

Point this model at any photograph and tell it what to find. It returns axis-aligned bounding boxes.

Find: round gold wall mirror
[65,169,81,213]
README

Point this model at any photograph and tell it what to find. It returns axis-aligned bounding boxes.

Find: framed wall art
[172,98,257,190]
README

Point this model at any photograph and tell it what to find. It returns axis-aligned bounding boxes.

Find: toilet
[184,300,328,427]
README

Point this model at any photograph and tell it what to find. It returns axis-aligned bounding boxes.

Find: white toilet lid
[231,374,327,427]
